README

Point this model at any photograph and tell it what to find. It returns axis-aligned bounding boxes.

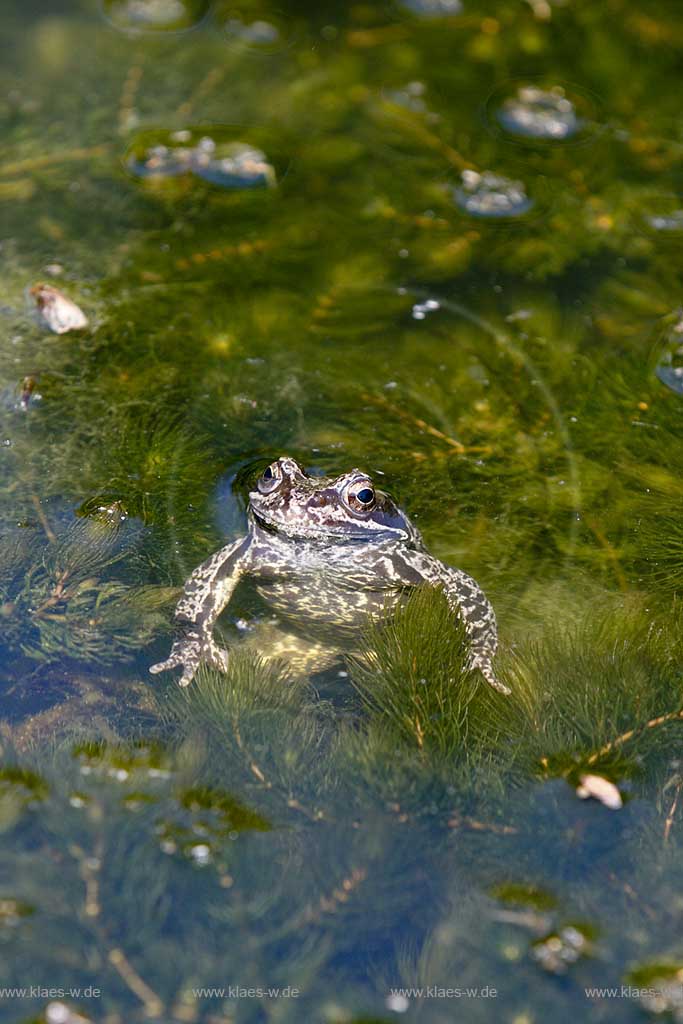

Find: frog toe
[149,657,175,675]
[206,644,229,673]
[178,663,198,687]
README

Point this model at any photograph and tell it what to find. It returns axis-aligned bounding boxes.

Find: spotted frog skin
[150,457,509,693]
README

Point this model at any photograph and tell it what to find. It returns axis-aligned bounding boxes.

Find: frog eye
[345,482,376,512]
[258,461,283,494]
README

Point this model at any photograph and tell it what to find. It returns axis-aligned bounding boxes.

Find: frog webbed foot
[150,636,229,687]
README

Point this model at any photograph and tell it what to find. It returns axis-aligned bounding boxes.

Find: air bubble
[220,7,293,53]
[497,86,581,140]
[386,992,410,1013]
[226,17,280,45]
[399,0,462,16]
[127,130,276,190]
[102,0,209,31]
[383,81,430,115]
[647,210,683,232]
[453,170,533,218]
[654,312,683,395]
[412,298,440,320]
[190,843,212,865]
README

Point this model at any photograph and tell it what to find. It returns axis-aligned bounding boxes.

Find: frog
[150,456,509,694]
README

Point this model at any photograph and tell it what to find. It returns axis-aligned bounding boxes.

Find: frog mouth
[249,506,399,543]
[249,507,280,534]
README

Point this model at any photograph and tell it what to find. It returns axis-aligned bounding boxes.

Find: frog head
[248,457,419,544]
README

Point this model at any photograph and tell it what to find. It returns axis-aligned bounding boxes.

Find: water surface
[2,1,683,1022]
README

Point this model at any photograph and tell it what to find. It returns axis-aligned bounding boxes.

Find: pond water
[2,1,683,1022]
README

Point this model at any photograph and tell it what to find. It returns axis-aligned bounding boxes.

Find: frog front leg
[393,550,510,695]
[150,536,251,686]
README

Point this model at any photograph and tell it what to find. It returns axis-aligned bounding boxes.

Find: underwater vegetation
[3,0,683,1021]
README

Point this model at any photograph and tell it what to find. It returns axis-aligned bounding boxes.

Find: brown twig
[346,25,412,48]
[231,714,272,790]
[176,67,227,121]
[286,797,325,821]
[258,866,368,950]
[311,867,366,918]
[385,799,517,834]
[109,948,164,1018]
[380,114,473,172]
[70,834,165,1018]
[587,707,683,766]
[118,63,143,134]
[490,908,551,932]
[363,391,492,455]
[231,711,328,822]
[351,11,493,49]
[69,839,102,919]
[32,570,71,616]
[664,776,683,842]
[30,493,56,543]
[607,870,658,920]
[0,145,110,177]
[291,868,367,929]
[448,813,518,835]
[584,515,629,593]
[172,238,271,272]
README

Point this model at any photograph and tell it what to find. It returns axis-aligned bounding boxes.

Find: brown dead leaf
[576,773,623,810]
[30,284,88,334]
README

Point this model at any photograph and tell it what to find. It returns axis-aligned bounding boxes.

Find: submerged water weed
[349,586,683,814]
[504,600,683,792]
[0,513,173,667]
[163,650,303,723]
[0,765,48,832]
[158,654,337,820]
[350,586,518,764]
